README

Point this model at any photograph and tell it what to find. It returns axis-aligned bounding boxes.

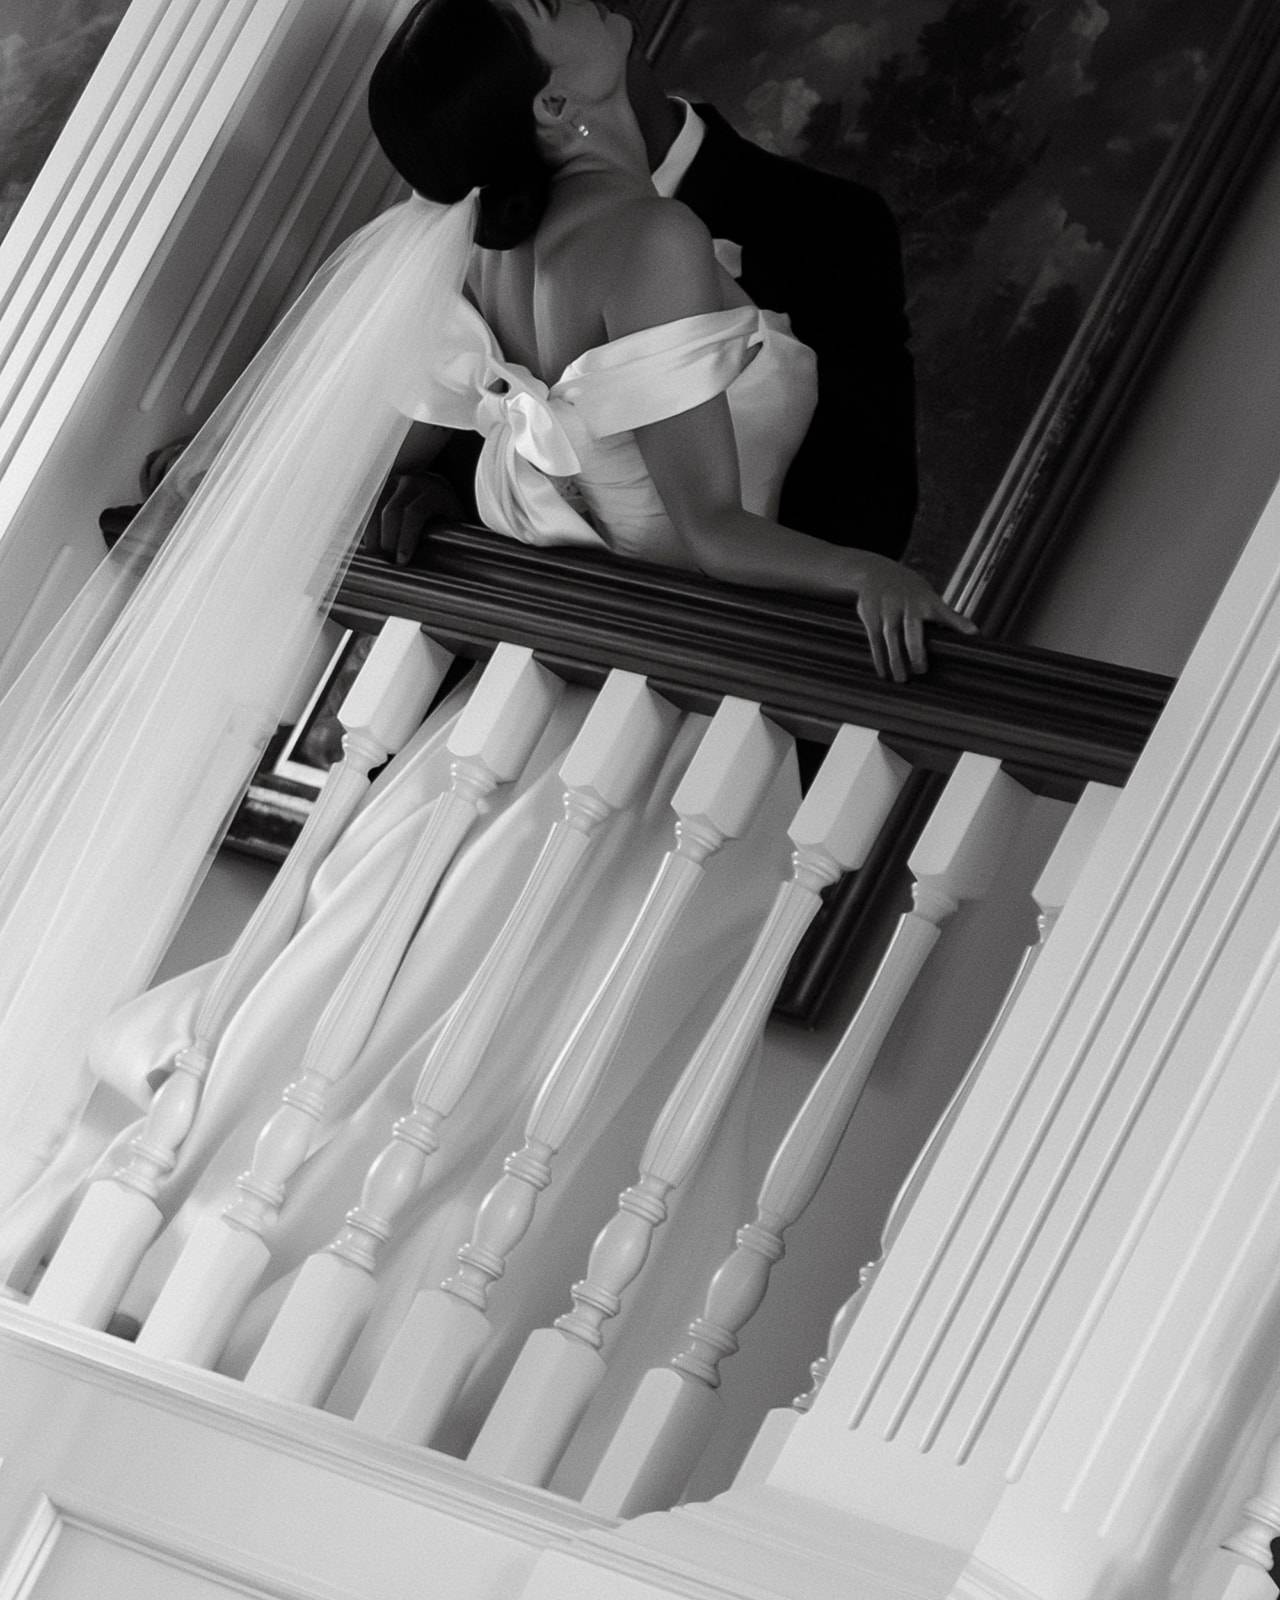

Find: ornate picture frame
[227,0,1280,1020]
[223,630,374,863]
[639,0,1280,625]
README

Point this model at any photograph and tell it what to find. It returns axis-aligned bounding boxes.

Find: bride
[0,0,971,1480]
[372,0,962,677]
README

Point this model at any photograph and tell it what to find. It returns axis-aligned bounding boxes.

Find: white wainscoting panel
[0,1304,610,1600]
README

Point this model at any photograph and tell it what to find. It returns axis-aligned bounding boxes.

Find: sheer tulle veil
[0,191,481,1204]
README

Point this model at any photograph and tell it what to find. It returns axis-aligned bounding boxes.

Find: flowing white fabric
[80,693,798,1484]
[0,192,482,1203]
[0,284,822,1484]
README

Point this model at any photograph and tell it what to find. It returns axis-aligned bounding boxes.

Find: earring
[573,117,590,138]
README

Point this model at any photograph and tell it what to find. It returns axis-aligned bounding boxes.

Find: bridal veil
[0,192,482,1203]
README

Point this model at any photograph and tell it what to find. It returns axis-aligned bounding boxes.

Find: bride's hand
[850,554,978,683]
[363,468,465,566]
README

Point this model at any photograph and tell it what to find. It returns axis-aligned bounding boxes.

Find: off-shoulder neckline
[555,305,797,386]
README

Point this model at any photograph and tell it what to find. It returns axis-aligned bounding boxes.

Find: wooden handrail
[334,529,1172,801]
[332,528,1173,1021]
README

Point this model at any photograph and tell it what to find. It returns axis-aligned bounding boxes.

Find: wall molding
[0,1305,604,1547]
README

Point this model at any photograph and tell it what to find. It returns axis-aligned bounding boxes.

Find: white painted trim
[27,1488,373,1600]
[517,1482,967,1600]
[0,1496,59,1600]
[0,1304,605,1547]
[948,1562,1043,1600]
[0,0,406,678]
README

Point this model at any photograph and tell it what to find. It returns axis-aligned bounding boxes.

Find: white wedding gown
[11,304,819,1490]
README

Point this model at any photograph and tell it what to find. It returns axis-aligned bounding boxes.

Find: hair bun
[369,0,556,254]
[476,165,553,251]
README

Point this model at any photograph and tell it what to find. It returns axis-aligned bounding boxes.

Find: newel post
[735,491,1280,1594]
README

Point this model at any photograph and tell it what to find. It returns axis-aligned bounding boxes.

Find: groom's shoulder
[687,102,896,240]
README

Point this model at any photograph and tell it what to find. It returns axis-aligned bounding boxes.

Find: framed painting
[223,630,374,862]
[620,0,1280,1017]
[634,0,1280,627]
[227,0,1280,1020]
[0,1,129,243]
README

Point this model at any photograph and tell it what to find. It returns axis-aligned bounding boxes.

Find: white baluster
[1212,1434,1280,1600]
[585,752,1045,1515]
[469,724,910,1488]
[243,673,679,1405]
[740,780,1121,1490]
[136,644,560,1368]
[354,698,790,1446]
[30,621,453,1329]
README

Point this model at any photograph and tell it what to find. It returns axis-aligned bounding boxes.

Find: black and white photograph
[0,3,1278,1597]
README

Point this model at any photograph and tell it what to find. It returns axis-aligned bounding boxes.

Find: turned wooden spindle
[1213,1432,1280,1600]
[584,753,1052,1516]
[735,781,1122,1493]
[30,620,453,1329]
[136,644,560,1369]
[354,697,791,1446]
[243,672,679,1405]
[469,724,911,1488]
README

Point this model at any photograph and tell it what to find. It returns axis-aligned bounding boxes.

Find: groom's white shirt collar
[651,99,705,197]
[650,100,743,280]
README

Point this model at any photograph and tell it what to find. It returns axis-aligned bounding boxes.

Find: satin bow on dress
[473,368,594,547]
[406,298,812,565]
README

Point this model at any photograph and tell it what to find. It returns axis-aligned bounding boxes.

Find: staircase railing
[21,525,1172,1518]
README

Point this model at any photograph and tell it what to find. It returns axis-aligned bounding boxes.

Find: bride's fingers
[904,613,927,674]
[882,615,908,684]
[857,599,889,678]
[380,479,419,560]
[396,499,433,566]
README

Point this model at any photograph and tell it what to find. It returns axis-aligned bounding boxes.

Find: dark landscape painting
[0,0,1267,596]
[0,0,127,241]
[652,0,1247,584]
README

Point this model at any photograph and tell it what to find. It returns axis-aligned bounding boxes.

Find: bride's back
[471,176,748,385]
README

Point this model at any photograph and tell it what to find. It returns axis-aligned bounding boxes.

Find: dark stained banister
[335,529,1172,797]
[333,528,1174,1020]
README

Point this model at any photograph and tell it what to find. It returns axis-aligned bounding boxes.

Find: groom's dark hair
[369,0,553,250]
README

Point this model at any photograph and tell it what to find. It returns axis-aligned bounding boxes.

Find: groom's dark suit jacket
[676,107,916,559]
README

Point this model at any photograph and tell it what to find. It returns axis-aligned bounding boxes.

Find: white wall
[152,854,276,988]
[1017,124,1280,675]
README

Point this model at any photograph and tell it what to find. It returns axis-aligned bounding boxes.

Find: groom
[628,47,917,558]
[379,24,917,564]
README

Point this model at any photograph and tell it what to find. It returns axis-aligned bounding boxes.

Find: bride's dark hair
[369,0,554,251]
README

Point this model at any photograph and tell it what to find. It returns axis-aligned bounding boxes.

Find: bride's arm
[638,395,971,681]
[606,204,975,682]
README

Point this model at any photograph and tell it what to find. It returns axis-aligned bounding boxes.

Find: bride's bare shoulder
[587,193,712,267]
[577,196,721,338]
